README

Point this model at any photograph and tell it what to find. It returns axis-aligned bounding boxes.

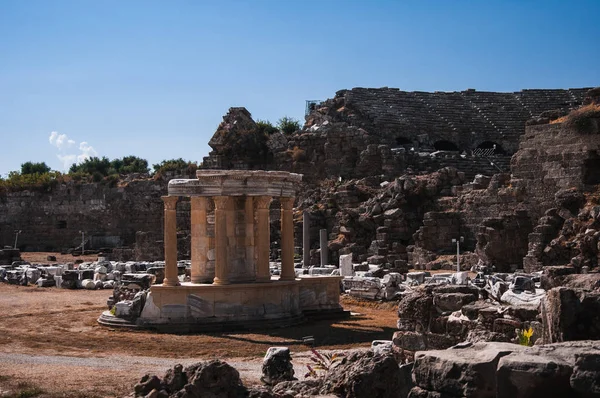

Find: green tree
[69,156,111,176]
[152,158,198,176]
[256,119,278,135]
[277,116,301,135]
[20,161,51,175]
[114,155,149,174]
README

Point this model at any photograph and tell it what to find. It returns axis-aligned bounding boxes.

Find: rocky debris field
[128,339,600,398]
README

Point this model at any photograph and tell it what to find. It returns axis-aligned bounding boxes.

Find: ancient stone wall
[203,87,588,182]
[306,87,588,153]
[0,179,191,252]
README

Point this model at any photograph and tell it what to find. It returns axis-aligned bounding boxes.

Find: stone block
[338,254,354,277]
[571,353,600,396]
[412,342,525,398]
[497,352,574,398]
[433,293,478,312]
[493,318,521,337]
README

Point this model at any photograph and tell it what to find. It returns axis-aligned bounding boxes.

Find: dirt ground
[21,252,101,264]
[0,279,398,398]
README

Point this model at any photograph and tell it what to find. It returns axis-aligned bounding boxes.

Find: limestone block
[261,347,294,386]
[339,254,354,276]
[571,353,600,396]
[433,293,478,312]
[497,352,574,398]
[115,301,133,317]
[412,342,526,398]
[81,279,96,290]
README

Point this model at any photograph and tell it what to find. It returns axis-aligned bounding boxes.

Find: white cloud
[57,154,77,171]
[77,141,98,163]
[49,131,76,150]
[49,132,99,171]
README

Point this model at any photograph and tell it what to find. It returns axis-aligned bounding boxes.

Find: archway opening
[395,136,412,147]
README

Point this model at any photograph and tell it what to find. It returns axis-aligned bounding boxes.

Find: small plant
[256,119,279,135]
[563,104,600,134]
[277,116,301,135]
[288,146,306,162]
[14,382,45,398]
[305,349,344,378]
[518,327,534,346]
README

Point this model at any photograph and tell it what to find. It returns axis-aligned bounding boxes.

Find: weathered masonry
[99,170,345,331]
[162,170,301,286]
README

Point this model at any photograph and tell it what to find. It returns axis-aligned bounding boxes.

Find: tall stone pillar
[320,228,328,267]
[303,211,310,267]
[245,196,256,280]
[255,196,272,282]
[213,196,231,285]
[162,196,180,287]
[190,196,211,283]
[280,197,296,281]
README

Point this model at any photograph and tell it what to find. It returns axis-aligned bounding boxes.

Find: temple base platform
[97,275,349,332]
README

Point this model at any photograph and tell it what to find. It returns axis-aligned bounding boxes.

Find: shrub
[152,158,198,177]
[70,156,149,176]
[563,104,600,134]
[20,161,51,175]
[69,156,112,176]
[91,171,103,182]
[104,173,120,187]
[0,171,62,193]
[277,116,301,135]
[305,349,344,378]
[256,119,279,135]
[114,155,149,174]
[288,146,306,162]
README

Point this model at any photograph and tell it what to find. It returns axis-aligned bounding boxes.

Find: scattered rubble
[411,341,600,398]
[260,347,295,386]
[130,338,600,398]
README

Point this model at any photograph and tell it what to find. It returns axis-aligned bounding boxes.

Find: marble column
[320,228,328,267]
[255,196,272,282]
[213,196,231,285]
[190,196,211,283]
[280,197,296,281]
[162,196,180,287]
[245,196,256,281]
[303,211,310,267]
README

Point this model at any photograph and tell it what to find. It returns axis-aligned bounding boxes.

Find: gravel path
[0,352,264,383]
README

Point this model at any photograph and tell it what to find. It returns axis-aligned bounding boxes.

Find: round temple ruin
[99,169,345,331]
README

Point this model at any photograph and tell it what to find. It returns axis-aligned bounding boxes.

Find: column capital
[280,197,295,211]
[213,196,232,209]
[255,195,273,210]
[162,196,178,210]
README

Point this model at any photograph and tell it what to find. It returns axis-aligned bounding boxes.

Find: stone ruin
[2,86,600,397]
[202,87,590,182]
[99,169,347,331]
[129,339,600,397]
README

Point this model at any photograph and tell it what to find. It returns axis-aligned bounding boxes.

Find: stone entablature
[167,170,302,197]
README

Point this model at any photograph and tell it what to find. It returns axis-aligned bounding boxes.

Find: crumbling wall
[0,179,190,252]
[203,87,588,182]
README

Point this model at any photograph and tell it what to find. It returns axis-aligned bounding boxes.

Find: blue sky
[1,0,598,175]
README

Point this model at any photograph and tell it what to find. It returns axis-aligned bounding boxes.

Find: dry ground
[0,276,397,397]
[21,252,100,264]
